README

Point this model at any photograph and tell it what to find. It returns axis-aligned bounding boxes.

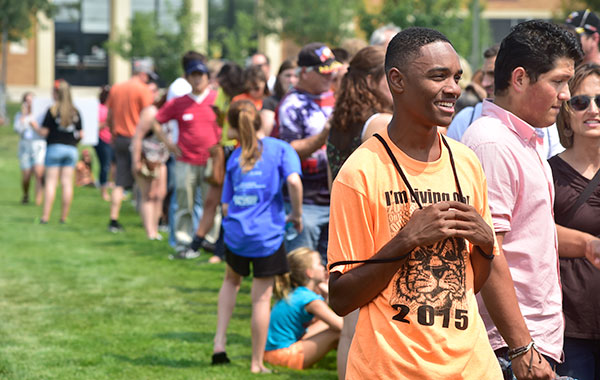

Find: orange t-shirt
[231,93,263,111]
[328,129,502,380]
[106,76,154,138]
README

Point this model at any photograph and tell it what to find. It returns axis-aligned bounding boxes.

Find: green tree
[207,0,258,64]
[105,0,197,84]
[359,0,491,69]
[258,0,359,47]
[0,0,55,121]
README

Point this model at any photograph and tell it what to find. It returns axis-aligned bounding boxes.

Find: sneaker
[108,220,124,233]
[168,248,200,260]
[201,240,217,253]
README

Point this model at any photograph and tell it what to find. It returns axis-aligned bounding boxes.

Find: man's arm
[479,233,555,380]
[556,224,600,268]
[289,122,330,160]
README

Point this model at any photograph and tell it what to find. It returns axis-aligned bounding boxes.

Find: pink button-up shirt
[461,100,563,362]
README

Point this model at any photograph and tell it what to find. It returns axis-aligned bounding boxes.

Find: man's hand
[585,238,600,269]
[132,160,142,174]
[400,201,494,253]
[511,348,555,380]
[167,142,182,158]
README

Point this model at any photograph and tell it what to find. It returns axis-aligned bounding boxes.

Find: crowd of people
[12,11,600,380]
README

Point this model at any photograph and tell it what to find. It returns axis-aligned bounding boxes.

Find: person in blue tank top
[264,247,342,370]
[212,100,303,374]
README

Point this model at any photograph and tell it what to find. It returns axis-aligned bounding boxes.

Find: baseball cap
[297,42,342,74]
[565,9,600,35]
[185,59,209,75]
[133,58,159,81]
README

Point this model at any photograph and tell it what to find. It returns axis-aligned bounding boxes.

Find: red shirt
[155,91,220,165]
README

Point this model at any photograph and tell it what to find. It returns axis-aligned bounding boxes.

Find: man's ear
[510,67,529,94]
[387,68,404,94]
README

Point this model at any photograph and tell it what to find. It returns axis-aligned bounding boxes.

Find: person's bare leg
[33,164,45,205]
[214,265,242,354]
[59,167,74,222]
[21,168,32,202]
[110,186,124,220]
[136,175,154,238]
[194,184,221,238]
[150,165,167,238]
[337,309,359,380]
[301,327,341,369]
[41,167,60,222]
[250,276,274,373]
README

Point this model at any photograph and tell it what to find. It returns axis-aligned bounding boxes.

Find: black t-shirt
[262,95,280,112]
[548,155,600,339]
[43,108,82,146]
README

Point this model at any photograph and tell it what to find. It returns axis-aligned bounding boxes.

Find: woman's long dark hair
[330,46,392,133]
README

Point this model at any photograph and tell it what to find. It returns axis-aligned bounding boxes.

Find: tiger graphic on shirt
[385,190,469,327]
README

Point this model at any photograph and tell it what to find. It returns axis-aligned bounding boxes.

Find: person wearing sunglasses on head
[550,63,600,380]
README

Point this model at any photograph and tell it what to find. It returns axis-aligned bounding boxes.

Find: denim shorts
[18,139,46,170]
[45,143,78,167]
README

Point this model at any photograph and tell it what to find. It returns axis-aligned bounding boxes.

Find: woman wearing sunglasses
[551,63,600,380]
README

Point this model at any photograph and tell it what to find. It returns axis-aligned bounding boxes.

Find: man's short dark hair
[181,51,206,72]
[483,44,499,59]
[494,20,582,95]
[384,27,451,73]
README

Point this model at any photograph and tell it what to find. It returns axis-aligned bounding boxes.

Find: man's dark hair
[483,44,499,59]
[217,62,244,98]
[384,27,451,73]
[181,50,206,71]
[494,20,583,95]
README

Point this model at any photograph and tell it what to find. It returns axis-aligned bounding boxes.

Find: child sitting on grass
[264,247,342,370]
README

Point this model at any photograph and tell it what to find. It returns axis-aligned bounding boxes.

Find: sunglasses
[567,94,600,111]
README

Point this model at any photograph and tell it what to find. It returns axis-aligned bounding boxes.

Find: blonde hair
[227,100,263,172]
[51,79,78,127]
[273,248,319,300]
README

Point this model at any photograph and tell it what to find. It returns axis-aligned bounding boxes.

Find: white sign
[33,97,100,146]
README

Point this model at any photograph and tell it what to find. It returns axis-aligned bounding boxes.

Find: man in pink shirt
[155,56,221,257]
[462,21,582,380]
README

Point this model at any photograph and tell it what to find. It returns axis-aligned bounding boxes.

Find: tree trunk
[0,25,7,123]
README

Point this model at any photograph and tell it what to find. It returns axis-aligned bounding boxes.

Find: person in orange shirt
[327,27,503,379]
[231,65,269,111]
[105,59,156,232]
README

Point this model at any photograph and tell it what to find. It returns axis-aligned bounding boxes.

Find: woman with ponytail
[212,100,303,373]
[264,248,342,370]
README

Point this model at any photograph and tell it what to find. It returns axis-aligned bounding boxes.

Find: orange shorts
[264,340,304,370]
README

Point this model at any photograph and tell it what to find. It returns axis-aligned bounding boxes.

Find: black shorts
[114,135,134,189]
[225,243,288,278]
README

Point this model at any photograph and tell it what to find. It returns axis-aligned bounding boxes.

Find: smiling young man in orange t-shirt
[328,27,502,379]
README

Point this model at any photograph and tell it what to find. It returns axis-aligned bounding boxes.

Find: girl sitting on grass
[264,247,342,370]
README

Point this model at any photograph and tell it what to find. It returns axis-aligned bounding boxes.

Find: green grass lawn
[0,105,336,380]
